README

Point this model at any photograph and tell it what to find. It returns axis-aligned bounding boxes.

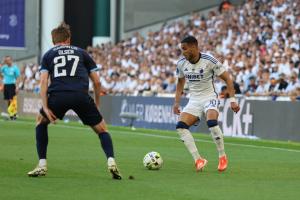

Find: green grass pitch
[0,118,300,200]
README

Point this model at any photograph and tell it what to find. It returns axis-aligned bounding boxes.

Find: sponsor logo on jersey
[185,73,201,81]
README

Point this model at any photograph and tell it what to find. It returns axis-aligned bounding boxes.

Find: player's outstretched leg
[176,121,207,172]
[92,121,122,180]
[98,132,122,179]
[207,119,228,172]
[28,115,49,177]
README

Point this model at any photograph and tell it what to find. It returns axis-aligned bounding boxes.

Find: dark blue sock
[36,123,48,159]
[98,132,114,158]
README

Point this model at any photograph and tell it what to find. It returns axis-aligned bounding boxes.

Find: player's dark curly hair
[51,22,71,44]
[181,35,198,46]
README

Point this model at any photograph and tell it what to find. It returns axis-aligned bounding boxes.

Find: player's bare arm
[218,71,240,113]
[89,71,101,108]
[40,72,56,123]
[173,77,185,115]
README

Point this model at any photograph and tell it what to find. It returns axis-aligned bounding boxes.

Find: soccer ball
[143,151,163,170]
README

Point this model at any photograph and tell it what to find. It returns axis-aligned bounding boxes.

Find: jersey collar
[190,53,201,64]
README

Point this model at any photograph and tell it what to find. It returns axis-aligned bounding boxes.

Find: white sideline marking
[1,119,300,153]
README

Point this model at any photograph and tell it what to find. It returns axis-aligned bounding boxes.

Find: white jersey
[176,52,225,99]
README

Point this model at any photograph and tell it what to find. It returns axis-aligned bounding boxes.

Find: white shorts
[182,96,220,119]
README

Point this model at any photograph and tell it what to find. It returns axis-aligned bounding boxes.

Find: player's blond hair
[51,22,71,44]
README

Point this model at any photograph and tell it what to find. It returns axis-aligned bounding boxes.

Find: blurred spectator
[150,78,164,95]
[135,80,150,95]
[245,76,257,96]
[255,79,269,96]
[275,73,289,95]
[165,75,176,93]
[290,85,300,102]
[286,72,299,94]
[219,85,230,98]
[230,75,242,94]
[218,0,233,14]
[100,76,115,94]
[14,0,300,100]
[268,77,278,95]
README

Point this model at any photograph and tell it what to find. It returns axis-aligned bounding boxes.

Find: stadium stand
[1,0,299,101]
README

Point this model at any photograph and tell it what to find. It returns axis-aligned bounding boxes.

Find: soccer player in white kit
[173,36,240,172]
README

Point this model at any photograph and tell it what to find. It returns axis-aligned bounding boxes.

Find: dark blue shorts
[40,91,102,126]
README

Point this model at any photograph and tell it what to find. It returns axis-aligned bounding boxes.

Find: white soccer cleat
[27,165,47,177]
[107,157,122,180]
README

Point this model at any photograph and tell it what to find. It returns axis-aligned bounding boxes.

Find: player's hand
[230,102,240,113]
[43,107,57,124]
[173,103,181,115]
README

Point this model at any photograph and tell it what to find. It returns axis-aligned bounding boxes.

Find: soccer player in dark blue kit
[27,23,122,179]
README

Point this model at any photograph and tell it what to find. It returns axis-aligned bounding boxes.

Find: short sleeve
[40,52,50,73]
[213,61,226,76]
[176,58,185,78]
[82,50,98,73]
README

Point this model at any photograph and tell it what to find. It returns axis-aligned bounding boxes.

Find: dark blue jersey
[40,45,98,93]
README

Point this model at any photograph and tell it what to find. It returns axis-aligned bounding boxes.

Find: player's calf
[207,120,227,171]
[176,121,205,170]
[207,120,224,155]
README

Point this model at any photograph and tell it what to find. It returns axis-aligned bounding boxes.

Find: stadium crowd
[1,0,300,100]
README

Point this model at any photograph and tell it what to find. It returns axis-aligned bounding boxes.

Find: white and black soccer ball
[143,151,163,170]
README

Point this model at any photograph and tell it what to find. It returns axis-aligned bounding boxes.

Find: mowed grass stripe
[1,119,300,153]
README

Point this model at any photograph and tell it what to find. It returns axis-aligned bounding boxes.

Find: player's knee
[96,127,107,134]
[36,114,49,126]
[207,120,218,128]
[93,127,106,135]
[176,121,189,130]
[92,122,107,134]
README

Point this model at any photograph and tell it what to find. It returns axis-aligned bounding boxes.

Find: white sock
[107,157,116,166]
[209,126,225,157]
[177,128,201,161]
[39,159,47,167]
